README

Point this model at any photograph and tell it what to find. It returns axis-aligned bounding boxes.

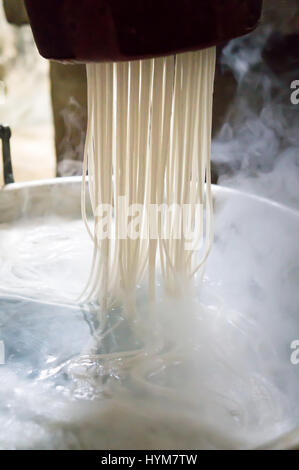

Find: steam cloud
[212,15,299,210]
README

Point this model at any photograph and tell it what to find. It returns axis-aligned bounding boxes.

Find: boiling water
[0,184,298,449]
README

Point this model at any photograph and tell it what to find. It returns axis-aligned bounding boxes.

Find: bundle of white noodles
[81,48,216,312]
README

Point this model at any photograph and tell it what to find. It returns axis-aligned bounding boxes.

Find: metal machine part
[24,0,263,63]
[0,125,14,185]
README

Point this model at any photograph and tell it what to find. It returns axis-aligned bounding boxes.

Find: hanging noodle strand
[81,48,216,311]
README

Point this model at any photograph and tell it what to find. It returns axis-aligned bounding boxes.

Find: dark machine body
[24,0,263,63]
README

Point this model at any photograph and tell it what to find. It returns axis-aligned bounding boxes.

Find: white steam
[57,97,85,176]
[0,182,298,449]
[212,22,299,210]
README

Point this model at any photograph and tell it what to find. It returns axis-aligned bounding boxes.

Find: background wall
[0,0,55,184]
